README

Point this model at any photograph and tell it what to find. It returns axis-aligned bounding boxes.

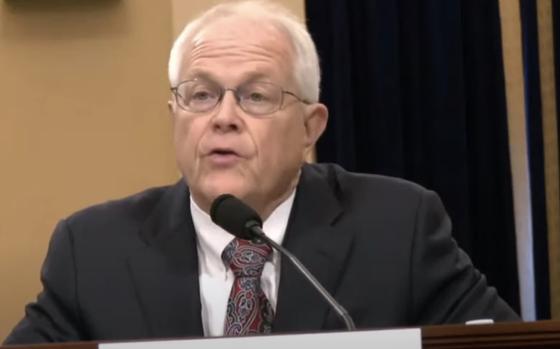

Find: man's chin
[202,181,250,204]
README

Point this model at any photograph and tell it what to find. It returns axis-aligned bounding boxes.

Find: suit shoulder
[64,183,175,231]
[307,162,430,198]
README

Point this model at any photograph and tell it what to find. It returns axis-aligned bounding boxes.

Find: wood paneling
[536,0,560,320]
[498,0,536,321]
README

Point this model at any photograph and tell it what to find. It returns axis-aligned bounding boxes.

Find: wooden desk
[3,321,560,349]
[423,320,560,348]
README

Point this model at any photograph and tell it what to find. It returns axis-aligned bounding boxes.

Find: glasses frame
[170,79,310,116]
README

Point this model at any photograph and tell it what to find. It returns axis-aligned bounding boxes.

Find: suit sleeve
[3,220,85,344]
[409,189,520,324]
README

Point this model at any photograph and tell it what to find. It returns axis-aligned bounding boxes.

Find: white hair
[168,0,321,102]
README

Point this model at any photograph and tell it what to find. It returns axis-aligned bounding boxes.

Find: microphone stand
[247,221,356,331]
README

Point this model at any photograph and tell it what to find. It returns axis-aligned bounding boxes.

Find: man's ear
[168,99,175,116]
[303,103,328,150]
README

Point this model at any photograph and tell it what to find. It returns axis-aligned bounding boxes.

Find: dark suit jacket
[4,163,519,344]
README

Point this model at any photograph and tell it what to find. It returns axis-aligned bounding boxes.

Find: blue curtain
[306,0,520,313]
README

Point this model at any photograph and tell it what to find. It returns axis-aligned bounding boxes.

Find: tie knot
[222,238,272,278]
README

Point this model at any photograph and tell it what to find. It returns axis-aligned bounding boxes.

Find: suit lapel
[127,180,204,338]
[125,164,354,337]
[273,164,355,332]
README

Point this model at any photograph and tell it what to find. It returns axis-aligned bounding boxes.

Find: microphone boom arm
[246,221,356,331]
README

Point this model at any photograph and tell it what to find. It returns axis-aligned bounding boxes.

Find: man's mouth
[206,148,242,166]
[210,148,239,156]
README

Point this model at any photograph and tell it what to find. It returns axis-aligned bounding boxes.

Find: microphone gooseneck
[210,194,356,331]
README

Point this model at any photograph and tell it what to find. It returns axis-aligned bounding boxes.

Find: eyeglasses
[170,79,309,116]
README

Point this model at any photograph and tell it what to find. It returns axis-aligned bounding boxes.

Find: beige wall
[0,0,177,339]
[0,0,304,341]
[171,0,304,36]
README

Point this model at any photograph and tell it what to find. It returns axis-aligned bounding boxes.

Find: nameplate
[100,328,421,349]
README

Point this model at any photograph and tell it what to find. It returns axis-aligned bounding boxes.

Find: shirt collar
[191,190,296,268]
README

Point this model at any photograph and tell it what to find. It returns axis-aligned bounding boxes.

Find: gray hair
[168,0,321,103]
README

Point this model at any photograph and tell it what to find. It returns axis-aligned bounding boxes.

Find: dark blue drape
[306,0,520,312]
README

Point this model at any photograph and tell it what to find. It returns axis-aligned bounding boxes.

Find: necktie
[222,238,274,335]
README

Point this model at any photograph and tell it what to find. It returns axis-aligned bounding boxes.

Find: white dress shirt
[190,192,295,337]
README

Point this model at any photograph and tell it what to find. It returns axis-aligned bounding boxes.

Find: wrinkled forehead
[179,16,296,83]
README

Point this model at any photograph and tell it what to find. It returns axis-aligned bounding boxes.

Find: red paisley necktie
[222,238,274,335]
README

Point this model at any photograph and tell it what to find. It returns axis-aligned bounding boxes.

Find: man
[4,0,519,344]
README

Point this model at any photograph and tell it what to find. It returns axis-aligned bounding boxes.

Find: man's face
[169,18,327,218]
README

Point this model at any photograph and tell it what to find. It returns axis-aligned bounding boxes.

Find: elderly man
[4,0,518,345]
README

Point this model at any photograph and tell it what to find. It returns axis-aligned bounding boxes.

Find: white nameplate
[100,328,421,349]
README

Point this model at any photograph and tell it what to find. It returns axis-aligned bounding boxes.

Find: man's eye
[248,92,268,102]
[191,91,213,101]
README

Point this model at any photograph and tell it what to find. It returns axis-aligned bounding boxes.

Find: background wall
[170,0,304,38]
[0,0,303,340]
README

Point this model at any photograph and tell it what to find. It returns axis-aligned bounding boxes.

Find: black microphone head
[210,194,263,240]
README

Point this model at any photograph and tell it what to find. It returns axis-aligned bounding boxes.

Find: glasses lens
[176,80,221,112]
[238,82,282,115]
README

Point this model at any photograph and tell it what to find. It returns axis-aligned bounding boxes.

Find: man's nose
[211,90,243,132]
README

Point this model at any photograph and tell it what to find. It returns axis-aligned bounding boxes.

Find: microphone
[210,194,356,331]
